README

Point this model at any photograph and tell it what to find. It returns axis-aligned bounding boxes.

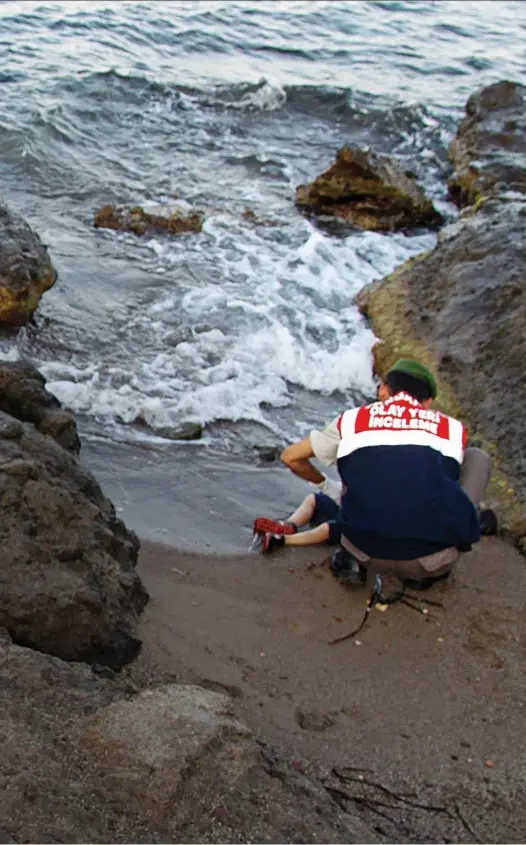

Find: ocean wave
[1,0,524,450]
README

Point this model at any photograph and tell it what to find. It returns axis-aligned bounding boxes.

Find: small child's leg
[286,493,317,527]
[284,522,330,546]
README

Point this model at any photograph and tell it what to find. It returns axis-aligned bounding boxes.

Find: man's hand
[280,436,326,484]
[315,476,342,504]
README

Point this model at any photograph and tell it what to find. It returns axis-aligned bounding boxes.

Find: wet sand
[83,439,526,843]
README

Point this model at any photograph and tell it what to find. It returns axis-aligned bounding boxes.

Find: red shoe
[253,517,297,536]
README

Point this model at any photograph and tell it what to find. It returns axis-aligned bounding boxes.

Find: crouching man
[253,359,495,587]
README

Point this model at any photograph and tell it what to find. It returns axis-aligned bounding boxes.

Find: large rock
[0,639,376,843]
[0,359,80,453]
[77,684,259,828]
[448,80,526,207]
[94,202,203,237]
[296,146,443,231]
[0,637,136,844]
[0,202,57,326]
[356,196,526,542]
[0,409,148,667]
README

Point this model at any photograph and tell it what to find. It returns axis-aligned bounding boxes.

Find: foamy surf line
[28,221,436,446]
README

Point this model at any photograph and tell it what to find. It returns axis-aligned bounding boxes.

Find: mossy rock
[94,204,203,237]
[296,146,443,232]
[356,245,526,552]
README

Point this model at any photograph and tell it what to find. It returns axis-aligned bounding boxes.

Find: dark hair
[385,370,433,402]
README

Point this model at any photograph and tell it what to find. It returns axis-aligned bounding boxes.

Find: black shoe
[330,546,367,585]
[479,507,498,536]
[261,533,286,554]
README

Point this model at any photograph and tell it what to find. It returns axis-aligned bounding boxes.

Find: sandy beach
[83,439,526,843]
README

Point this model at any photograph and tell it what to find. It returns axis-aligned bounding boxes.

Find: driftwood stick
[331,768,447,812]
[453,803,482,843]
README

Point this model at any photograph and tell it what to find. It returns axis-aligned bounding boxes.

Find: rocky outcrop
[0,638,376,843]
[448,81,526,207]
[0,202,57,326]
[0,408,147,667]
[356,196,526,543]
[94,202,203,237]
[0,359,80,453]
[296,146,443,231]
[355,81,526,546]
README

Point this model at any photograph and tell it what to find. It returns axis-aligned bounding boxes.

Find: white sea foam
[38,212,435,442]
[234,80,287,111]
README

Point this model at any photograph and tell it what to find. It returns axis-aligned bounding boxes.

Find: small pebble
[355,640,362,646]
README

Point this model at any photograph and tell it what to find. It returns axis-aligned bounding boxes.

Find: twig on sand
[453,802,482,843]
[405,592,444,608]
[327,768,483,843]
[324,784,406,828]
[330,768,448,812]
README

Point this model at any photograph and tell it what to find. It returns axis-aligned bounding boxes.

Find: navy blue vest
[336,393,480,559]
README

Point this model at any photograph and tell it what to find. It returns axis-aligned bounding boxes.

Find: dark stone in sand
[0,360,80,454]
[0,202,57,326]
[296,146,443,231]
[448,80,526,207]
[0,408,148,668]
[295,706,337,732]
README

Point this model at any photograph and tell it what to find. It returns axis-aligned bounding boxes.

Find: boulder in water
[296,146,443,231]
[0,203,57,326]
[448,80,526,207]
[94,202,203,237]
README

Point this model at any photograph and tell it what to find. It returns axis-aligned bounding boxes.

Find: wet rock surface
[356,81,526,543]
[94,202,203,237]
[0,407,147,667]
[448,80,526,207]
[0,202,56,326]
[357,196,526,540]
[0,360,80,453]
[0,639,377,844]
[296,146,443,231]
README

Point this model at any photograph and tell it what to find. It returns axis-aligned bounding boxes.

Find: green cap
[387,358,438,399]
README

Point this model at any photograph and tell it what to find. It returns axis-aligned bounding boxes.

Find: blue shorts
[311,492,342,545]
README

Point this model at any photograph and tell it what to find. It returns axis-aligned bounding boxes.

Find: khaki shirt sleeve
[310,416,341,467]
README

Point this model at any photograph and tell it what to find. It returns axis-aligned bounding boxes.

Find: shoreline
[81,434,335,554]
[83,436,526,843]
